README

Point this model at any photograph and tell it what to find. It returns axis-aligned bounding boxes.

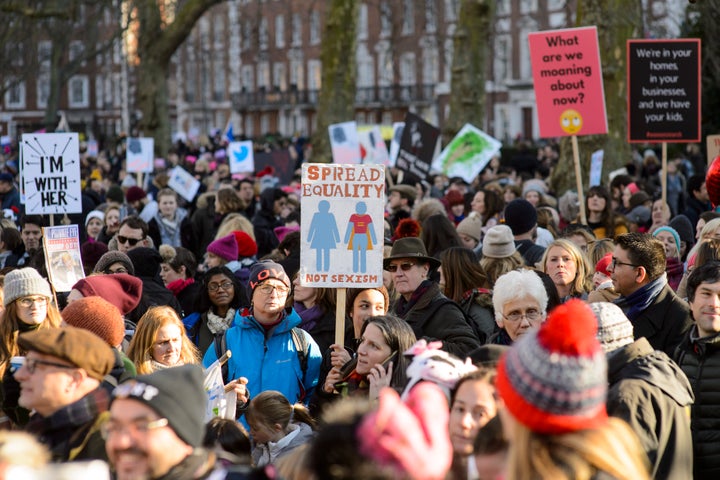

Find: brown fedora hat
[383,237,441,270]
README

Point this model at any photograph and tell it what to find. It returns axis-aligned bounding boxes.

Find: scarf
[206,308,236,335]
[614,273,667,321]
[394,280,435,318]
[167,277,194,296]
[160,216,178,235]
[150,358,183,371]
[295,303,324,332]
[666,257,684,291]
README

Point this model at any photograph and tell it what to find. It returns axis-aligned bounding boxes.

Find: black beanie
[248,260,290,298]
[127,247,163,278]
[111,364,206,448]
[668,214,695,252]
[504,199,537,235]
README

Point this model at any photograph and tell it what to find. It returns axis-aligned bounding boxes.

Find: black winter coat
[608,338,694,480]
[252,189,283,258]
[674,328,720,480]
[631,284,692,357]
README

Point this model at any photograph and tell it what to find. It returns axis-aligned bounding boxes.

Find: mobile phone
[378,351,398,371]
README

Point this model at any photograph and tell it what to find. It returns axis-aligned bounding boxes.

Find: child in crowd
[588,253,619,303]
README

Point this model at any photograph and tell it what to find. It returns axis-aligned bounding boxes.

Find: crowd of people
[0,137,715,479]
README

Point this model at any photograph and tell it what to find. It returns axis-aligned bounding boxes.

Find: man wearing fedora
[385,237,482,356]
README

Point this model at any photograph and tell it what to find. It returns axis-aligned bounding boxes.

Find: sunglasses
[386,262,416,273]
[117,235,144,246]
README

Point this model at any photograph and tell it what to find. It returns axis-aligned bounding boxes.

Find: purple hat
[207,234,238,262]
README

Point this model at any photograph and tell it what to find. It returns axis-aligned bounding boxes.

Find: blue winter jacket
[202,307,322,407]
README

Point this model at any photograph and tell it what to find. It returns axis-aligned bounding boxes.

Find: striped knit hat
[496,299,608,434]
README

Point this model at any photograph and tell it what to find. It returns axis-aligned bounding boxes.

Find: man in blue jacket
[203,260,321,418]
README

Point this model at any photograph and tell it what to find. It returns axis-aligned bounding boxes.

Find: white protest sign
[300,163,385,288]
[21,133,81,215]
[126,137,154,173]
[433,124,502,184]
[168,166,201,202]
[589,149,604,187]
[228,141,255,174]
[328,121,361,164]
[358,125,391,166]
[389,122,404,166]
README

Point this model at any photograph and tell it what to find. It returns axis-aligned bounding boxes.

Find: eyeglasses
[610,257,639,269]
[117,235,144,246]
[104,267,128,274]
[386,262,416,273]
[19,357,76,374]
[17,296,47,308]
[502,308,542,322]
[208,281,234,292]
[256,284,289,295]
[100,418,169,439]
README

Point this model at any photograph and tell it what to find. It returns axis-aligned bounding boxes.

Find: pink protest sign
[528,26,607,138]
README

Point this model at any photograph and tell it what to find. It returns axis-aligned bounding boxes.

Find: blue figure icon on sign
[344,201,376,273]
[307,200,340,272]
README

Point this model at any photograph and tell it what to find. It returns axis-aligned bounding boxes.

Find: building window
[5,81,26,109]
[308,59,321,90]
[243,20,252,50]
[38,41,51,69]
[400,52,416,85]
[425,0,437,33]
[257,62,270,89]
[37,74,50,108]
[520,0,537,14]
[186,61,197,102]
[273,62,286,90]
[213,54,226,100]
[422,45,438,84]
[310,11,320,45]
[242,65,254,91]
[402,0,414,34]
[95,75,104,108]
[275,15,285,48]
[358,4,368,40]
[291,13,302,46]
[494,35,510,81]
[259,18,269,50]
[68,76,89,108]
[443,34,454,83]
[376,44,392,86]
[497,0,510,15]
[290,59,304,90]
[261,113,270,134]
[444,0,459,22]
[357,46,374,87]
[245,115,254,136]
[380,2,391,38]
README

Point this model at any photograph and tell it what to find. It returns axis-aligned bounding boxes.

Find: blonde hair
[541,239,593,296]
[126,306,200,374]
[0,300,62,376]
[215,212,256,241]
[505,417,650,480]
[275,443,315,480]
[216,189,245,215]
[479,252,524,286]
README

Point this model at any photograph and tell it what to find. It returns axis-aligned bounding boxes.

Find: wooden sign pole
[572,135,587,225]
[334,288,346,348]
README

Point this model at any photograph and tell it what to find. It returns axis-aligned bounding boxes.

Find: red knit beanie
[125,186,147,203]
[233,231,258,257]
[595,252,612,277]
[207,234,239,262]
[72,273,143,315]
[495,299,608,434]
[62,296,125,347]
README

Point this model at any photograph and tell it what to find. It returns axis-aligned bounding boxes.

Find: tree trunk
[44,41,67,130]
[310,0,358,163]
[443,0,495,145]
[549,0,643,197]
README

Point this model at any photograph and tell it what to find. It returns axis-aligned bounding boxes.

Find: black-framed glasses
[256,284,289,295]
[19,358,76,374]
[100,418,169,439]
[117,235,144,246]
[610,257,639,269]
[502,308,542,323]
[208,281,234,292]
[386,262,416,273]
[17,296,48,308]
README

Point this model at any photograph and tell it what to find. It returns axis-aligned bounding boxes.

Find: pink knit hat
[207,234,238,262]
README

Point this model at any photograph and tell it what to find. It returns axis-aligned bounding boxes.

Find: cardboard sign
[228,141,254,174]
[43,225,84,292]
[396,112,440,182]
[358,125,391,166]
[528,26,607,138]
[168,166,201,202]
[433,124,502,183]
[329,121,361,164]
[589,149,604,187]
[300,163,385,288]
[126,137,154,173]
[627,39,701,143]
[21,133,82,215]
[388,122,404,166]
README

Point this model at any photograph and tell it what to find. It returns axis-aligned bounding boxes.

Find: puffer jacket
[608,338,693,480]
[202,307,322,407]
[674,327,720,479]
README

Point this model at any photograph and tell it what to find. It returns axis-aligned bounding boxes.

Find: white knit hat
[589,302,634,353]
[4,268,52,306]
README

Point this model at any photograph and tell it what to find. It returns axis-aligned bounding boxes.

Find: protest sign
[43,225,84,292]
[707,135,720,165]
[21,133,82,215]
[358,125,391,166]
[433,124,502,184]
[528,26,607,138]
[388,122,404,166]
[126,137,154,173]
[254,150,295,186]
[396,112,440,183]
[228,140,254,174]
[328,121,361,164]
[589,149,604,187]
[87,139,98,157]
[300,163,385,288]
[168,166,201,202]
[627,39,701,143]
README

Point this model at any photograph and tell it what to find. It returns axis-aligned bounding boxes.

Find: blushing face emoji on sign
[560,109,583,134]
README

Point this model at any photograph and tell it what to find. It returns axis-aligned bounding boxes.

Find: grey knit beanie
[93,250,136,276]
[4,268,53,306]
[589,302,634,353]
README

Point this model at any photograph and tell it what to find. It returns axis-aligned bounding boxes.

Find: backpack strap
[291,327,310,401]
[214,331,229,381]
